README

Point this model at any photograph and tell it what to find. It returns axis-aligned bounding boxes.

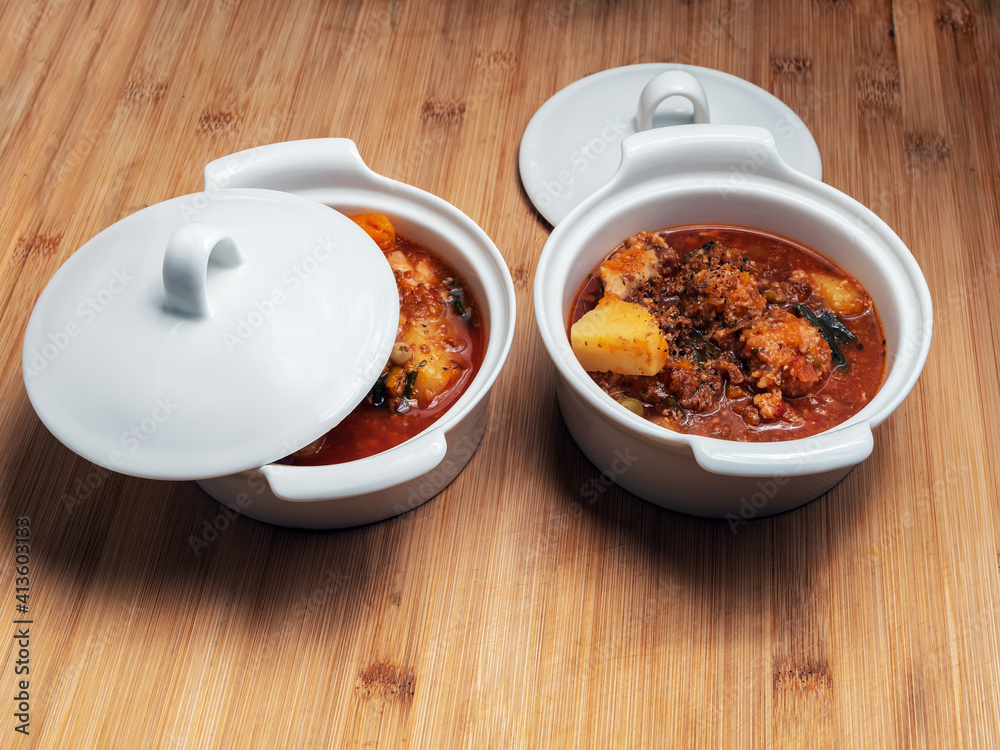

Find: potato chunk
[386,250,415,277]
[599,231,664,299]
[809,272,866,315]
[398,322,464,407]
[571,295,669,376]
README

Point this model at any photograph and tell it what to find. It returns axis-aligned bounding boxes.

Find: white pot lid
[22,188,399,480]
[519,63,823,225]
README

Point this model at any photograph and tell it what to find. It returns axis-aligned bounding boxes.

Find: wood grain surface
[1,0,999,747]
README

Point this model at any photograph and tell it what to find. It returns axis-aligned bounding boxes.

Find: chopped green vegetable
[816,309,857,343]
[371,372,389,408]
[686,329,719,364]
[793,304,846,367]
[448,282,468,319]
[402,370,419,400]
[664,395,685,414]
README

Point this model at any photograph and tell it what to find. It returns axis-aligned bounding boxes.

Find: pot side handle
[690,422,874,478]
[259,428,449,502]
[578,124,811,219]
[202,138,386,195]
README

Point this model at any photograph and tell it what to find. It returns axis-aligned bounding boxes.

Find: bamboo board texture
[1,0,999,747]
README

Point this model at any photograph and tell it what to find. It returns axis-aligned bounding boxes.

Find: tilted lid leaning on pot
[22,188,399,480]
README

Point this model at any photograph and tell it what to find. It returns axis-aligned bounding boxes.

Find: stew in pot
[569,225,885,441]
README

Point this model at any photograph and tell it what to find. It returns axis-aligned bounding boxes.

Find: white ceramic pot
[23,138,515,529]
[194,138,516,528]
[533,124,932,520]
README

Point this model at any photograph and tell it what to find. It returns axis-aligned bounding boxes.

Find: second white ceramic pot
[533,124,932,520]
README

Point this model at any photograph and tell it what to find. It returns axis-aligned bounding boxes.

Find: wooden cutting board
[1,0,998,746]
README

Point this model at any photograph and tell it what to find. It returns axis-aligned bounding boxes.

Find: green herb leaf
[816,309,857,343]
[448,282,468,319]
[793,304,846,367]
[664,395,685,414]
[371,372,390,408]
[402,370,419,400]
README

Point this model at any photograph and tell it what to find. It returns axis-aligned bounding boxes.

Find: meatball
[739,308,833,398]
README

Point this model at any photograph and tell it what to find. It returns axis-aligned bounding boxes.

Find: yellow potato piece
[399,322,462,407]
[571,296,669,376]
[811,272,865,315]
[413,350,461,405]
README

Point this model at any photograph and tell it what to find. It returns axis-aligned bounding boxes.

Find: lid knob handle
[162,222,243,317]
[636,70,711,132]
